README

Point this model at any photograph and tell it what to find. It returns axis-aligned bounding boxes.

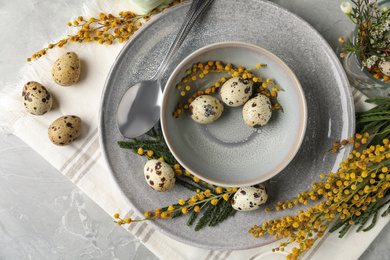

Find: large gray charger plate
[99,0,355,250]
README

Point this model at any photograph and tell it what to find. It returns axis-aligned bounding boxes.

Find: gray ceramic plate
[99,0,355,251]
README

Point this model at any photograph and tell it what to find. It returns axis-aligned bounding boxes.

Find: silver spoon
[117,0,213,138]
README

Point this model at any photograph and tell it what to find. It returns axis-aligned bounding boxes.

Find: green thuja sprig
[356,96,390,145]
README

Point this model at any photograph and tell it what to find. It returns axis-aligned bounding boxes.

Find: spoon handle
[152,0,214,81]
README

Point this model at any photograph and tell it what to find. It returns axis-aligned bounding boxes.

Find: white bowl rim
[161,41,308,187]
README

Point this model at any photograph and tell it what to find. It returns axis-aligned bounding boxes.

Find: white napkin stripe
[73,151,102,184]
[352,88,364,104]
[60,127,98,172]
[141,227,156,244]
[134,222,149,238]
[212,251,224,260]
[126,223,136,233]
[126,209,135,218]
[124,209,144,233]
[126,220,151,239]
[204,250,232,260]
[64,133,100,179]
[223,251,232,259]
[212,251,226,260]
[122,208,156,244]
[204,250,216,260]
[125,209,155,243]
[352,87,359,96]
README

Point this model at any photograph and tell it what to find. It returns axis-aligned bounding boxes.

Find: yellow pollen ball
[223,194,229,201]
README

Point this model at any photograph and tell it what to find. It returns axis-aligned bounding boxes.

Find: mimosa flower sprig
[248,97,390,260]
[114,186,237,231]
[339,0,390,69]
[249,131,390,259]
[117,126,238,230]
[172,60,284,118]
[27,0,186,62]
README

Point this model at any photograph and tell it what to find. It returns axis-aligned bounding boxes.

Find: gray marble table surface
[0,0,389,259]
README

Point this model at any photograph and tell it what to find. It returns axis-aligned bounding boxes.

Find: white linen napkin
[0,0,388,259]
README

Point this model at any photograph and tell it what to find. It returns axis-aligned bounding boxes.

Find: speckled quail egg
[48,115,83,146]
[52,52,81,86]
[144,159,176,192]
[231,184,268,211]
[379,60,390,76]
[242,94,272,128]
[189,95,224,124]
[220,77,253,107]
[22,81,52,115]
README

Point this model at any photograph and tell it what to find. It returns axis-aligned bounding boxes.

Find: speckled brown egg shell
[189,95,224,124]
[48,115,82,146]
[242,94,272,128]
[231,184,268,211]
[22,81,52,115]
[144,159,176,192]
[51,52,81,86]
[379,60,390,76]
[220,77,253,107]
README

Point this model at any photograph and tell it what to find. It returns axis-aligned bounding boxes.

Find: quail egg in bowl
[161,42,307,187]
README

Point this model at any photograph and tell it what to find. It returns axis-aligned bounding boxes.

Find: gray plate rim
[98,0,355,251]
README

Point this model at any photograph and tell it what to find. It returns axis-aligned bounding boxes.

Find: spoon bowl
[117,80,162,138]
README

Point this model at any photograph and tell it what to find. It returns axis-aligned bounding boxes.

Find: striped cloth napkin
[0,0,388,259]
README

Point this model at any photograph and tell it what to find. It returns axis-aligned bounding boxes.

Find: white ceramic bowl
[161,42,307,187]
